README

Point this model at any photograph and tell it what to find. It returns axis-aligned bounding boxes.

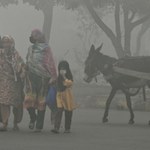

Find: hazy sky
[0,0,150,67]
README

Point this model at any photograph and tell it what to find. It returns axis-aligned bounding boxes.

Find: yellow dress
[57,79,75,111]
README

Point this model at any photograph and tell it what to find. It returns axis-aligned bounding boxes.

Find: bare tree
[23,0,55,42]
[57,0,150,58]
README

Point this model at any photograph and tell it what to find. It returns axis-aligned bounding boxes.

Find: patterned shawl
[27,43,51,78]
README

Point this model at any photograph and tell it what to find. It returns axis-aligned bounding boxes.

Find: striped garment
[24,43,57,110]
[26,43,57,79]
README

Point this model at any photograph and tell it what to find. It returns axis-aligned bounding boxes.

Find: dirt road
[0,108,149,150]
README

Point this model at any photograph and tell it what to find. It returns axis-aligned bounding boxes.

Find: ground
[0,108,150,150]
[0,84,150,150]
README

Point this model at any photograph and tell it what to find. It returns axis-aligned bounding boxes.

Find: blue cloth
[46,86,57,111]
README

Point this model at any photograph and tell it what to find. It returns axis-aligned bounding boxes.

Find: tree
[134,20,150,56]
[0,0,54,42]
[75,7,102,65]
[57,0,150,58]
[23,0,55,42]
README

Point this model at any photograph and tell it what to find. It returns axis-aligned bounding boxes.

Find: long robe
[24,43,57,110]
[0,49,24,107]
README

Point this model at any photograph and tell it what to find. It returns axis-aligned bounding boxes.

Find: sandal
[33,129,41,133]
[51,129,59,134]
[13,125,20,131]
[29,121,35,130]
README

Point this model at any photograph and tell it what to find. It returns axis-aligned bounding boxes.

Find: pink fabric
[43,47,57,79]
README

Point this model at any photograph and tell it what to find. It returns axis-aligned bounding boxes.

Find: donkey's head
[83,43,103,83]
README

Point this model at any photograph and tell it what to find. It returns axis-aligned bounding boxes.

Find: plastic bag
[46,86,57,111]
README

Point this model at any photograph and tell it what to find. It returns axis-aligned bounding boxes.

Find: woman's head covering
[30,29,46,43]
[1,35,15,50]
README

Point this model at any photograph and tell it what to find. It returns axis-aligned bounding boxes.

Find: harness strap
[113,66,150,80]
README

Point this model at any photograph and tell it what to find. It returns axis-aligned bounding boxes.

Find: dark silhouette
[84,44,150,124]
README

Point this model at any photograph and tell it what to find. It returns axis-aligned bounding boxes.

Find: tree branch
[129,11,136,22]
[115,0,121,42]
[131,14,150,29]
[122,3,132,56]
[83,0,124,58]
[83,0,117,39]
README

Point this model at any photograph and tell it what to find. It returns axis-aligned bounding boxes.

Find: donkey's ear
[89,44,95,56]
[96,43,103,52]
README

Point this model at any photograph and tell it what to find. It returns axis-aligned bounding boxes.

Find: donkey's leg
[125,94,134,124]
[102,88,116,123]
[142,86,146,102]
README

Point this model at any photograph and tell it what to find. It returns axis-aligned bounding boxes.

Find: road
[0,108,150,150]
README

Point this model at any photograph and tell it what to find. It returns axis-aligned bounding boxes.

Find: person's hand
[60,70,66,76]
[60,70,64,75]
[20,64,27,79]
[62,74,66,79]
[49,77,56,84]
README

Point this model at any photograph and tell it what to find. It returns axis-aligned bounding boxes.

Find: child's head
[58,60,73,81]
[58,60,69,71]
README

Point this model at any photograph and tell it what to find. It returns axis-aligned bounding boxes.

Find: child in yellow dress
[51,60,75,133]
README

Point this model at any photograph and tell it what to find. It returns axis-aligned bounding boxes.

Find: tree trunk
[124,29,131,56]
[122,3,132,56]
[134,21,150,56]
[42,0,54,43]
[115,0,121,44]
[124,20,132,56]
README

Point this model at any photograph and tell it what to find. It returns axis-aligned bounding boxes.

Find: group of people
[0,29,75,134]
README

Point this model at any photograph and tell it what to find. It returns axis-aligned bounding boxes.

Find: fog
[0,2,82,62]
[0,3,87,81]
[1,1,150,81]
[1,2,150,149]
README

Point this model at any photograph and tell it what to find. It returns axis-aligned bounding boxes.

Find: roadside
[73,83,150,111]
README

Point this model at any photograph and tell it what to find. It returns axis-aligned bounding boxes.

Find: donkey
[84,44,150,124]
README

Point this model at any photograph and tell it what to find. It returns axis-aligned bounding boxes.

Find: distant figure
[24,29,57,132]
[51,60,75,134]
[0,35,24,131]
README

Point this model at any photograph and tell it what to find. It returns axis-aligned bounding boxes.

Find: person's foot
[13,125,19,131]
[0,127,7,132]
[33,128,41,133]
[51,129,59,134]
[64,129,71,133]
[29,121,35,130]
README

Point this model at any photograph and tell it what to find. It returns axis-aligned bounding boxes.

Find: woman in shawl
[24,29,57,132]
[0,35,25,131]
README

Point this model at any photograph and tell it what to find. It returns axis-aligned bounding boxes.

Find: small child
[51,60,75,133]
